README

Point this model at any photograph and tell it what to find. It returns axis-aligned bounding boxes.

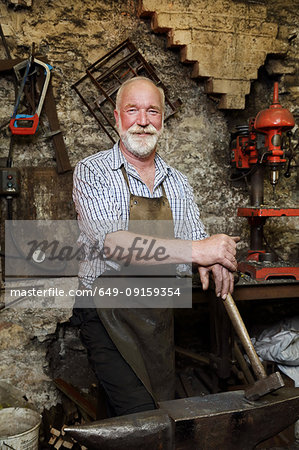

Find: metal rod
[250,165,264,206]
[72,85,115,143]
[86,69,116,108]
[250,219,264,251]
[273,82,279,104]
[86,38,132,72]
[233,341,255,385]
[175,346,210,365]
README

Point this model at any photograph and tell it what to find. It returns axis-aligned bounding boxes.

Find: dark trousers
[72,306,156,417]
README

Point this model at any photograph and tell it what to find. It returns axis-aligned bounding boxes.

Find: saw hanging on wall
[0,30,71,173]
[9,56,52,135]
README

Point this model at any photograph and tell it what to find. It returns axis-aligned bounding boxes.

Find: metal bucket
[0,407,41,450]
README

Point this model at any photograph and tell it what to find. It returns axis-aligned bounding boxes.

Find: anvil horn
[64,409,174,449]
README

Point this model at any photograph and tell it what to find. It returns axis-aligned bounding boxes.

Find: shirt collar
[111,142,126,170]
[155,152,171,177]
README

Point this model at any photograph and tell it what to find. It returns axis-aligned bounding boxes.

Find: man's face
[114,80,164,158]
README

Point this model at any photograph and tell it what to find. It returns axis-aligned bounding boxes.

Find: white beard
[118,120,163,158]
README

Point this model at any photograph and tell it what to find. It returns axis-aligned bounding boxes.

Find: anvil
[64,387,299,449]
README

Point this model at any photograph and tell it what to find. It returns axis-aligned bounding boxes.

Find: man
[72,77,239,417]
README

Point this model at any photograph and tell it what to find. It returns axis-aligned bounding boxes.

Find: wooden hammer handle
[223,293,267,380]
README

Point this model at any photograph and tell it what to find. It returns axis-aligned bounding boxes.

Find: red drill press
[231,82,299,281]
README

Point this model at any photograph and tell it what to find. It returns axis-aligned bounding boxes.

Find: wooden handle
[223,293,266,380]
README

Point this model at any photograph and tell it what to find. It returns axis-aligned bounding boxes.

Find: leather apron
[95,166,175,403]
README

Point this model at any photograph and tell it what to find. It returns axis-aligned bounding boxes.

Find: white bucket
[0,407,41,450]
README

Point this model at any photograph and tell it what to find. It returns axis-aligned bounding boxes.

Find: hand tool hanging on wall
[0,55,72,173]
[0,31,71,173]
[9,57,52,135]
[35,67,72,174]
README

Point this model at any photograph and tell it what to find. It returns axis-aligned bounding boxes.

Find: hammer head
[245,371,285,401]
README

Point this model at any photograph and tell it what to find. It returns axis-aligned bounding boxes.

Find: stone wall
[0,0,298,410]
[139,0,288,109]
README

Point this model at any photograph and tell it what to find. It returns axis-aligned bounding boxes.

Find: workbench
[192,276,299,303]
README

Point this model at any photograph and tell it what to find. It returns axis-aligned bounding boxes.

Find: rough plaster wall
[0,0,298,410]
[0,309,70,411]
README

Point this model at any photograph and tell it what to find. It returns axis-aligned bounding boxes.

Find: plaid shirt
[73,143,208,287]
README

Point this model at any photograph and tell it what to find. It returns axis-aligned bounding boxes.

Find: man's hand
[198,264,235,299]
[192,234,240,272]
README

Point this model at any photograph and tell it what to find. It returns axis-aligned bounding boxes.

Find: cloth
[252,316,299,387]
[73,142,208,288]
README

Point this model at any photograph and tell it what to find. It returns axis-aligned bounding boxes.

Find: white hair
[115,76,165,112]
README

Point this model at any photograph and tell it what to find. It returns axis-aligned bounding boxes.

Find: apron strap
[120,165,167,198]
[121,165,130,187]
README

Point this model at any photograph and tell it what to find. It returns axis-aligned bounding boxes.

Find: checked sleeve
[73,160,126,269]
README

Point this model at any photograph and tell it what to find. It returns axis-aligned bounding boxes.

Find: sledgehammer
[222,293,284,400]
